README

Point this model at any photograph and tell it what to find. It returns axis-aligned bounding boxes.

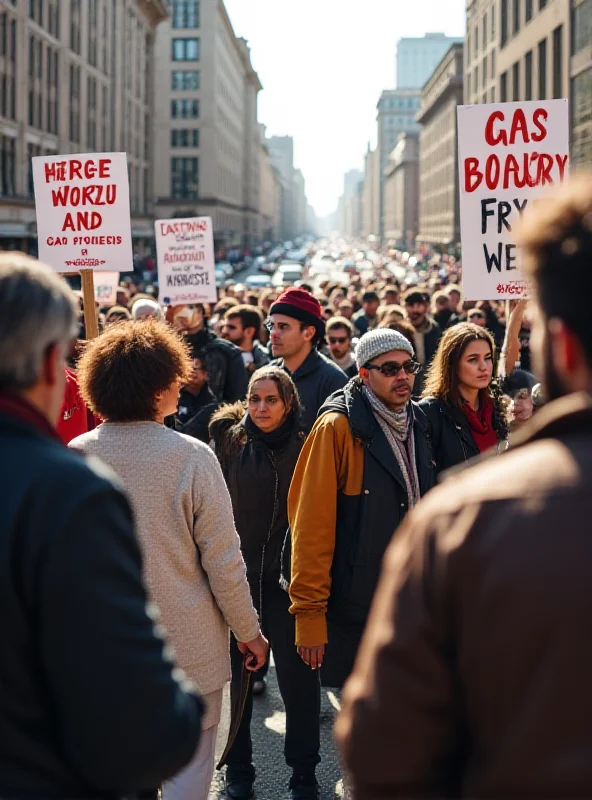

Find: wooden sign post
[80,269,99,340]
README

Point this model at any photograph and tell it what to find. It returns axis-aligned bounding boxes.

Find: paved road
[209,659,342,799]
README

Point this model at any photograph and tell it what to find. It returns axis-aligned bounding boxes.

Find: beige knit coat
[70,422,259,725]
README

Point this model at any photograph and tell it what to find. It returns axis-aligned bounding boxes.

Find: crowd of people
[0,172,591,800]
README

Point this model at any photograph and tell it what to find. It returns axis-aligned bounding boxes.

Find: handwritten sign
[32,152,133,272]
[155,216,217,304]
[94,271,120,307]
[457,99,569,299]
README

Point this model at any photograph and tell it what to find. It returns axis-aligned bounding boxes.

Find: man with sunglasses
[287,328,435,690]
[326,316,357,378]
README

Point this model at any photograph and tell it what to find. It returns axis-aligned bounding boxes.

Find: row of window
[168,0,200,29]
[172,38,200,61]
[172,69,199,90]
[172,128,199,147]
[499,25,563,102]
[171,99,199,119]
[501,0,549,48]
[171,156,198,199]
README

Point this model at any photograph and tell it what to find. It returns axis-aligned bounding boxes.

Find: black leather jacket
[0,411,202,797]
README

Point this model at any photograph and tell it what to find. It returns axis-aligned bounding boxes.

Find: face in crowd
[184,357,208,394]
[327,326,352,361]
[247,378,288,433]
[457,339,494,396]
[222,316,247,347]
[467,309,487,327]
[511,388,534,422]
[360,349,418,411]
[405,298,429,327]
[268,314,315,360]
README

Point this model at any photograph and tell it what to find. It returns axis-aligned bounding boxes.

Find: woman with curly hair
[68,320,267,800]
[419,322,510,476]
[209,366,321,800]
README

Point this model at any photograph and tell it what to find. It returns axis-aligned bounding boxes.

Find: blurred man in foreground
[0,253,203,799]
[337,175,592,798]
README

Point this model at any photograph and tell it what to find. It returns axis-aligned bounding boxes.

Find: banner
[457,99,569,300]
[155,216,217,304]
[32,152,133,273]
[94,271,120,307]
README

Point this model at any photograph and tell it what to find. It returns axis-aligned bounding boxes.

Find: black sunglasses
[328,336,349,344]
[364,360,421,377]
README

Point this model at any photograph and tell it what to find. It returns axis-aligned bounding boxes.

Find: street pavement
[209,658,343,799]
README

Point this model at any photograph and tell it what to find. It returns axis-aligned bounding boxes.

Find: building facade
[376,88,421,240]
[362,143,380,239]
[396,32,464,88]
[465,0,498,104]
[417,42,464,250]
[259,139,281,241]
[0,0,167,255]
[152,0,262,250]
[384,132,419,251]
[571,0,591,165]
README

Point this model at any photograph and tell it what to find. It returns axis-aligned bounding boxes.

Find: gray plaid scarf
[363,385,421,509]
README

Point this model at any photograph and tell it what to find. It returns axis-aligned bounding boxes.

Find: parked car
[271,262,304,288]
[245,274,272,289]
[216,261,234,278]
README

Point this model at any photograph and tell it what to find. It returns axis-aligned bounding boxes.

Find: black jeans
[227,580,321,782]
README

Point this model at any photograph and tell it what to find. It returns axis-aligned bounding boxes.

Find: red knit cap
[270,287,325,337]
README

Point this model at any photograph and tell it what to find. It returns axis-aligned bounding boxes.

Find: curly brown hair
[77,319,192,422]
[422,322,510,439]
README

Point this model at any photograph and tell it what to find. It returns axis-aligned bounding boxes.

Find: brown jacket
[336,392,592,799]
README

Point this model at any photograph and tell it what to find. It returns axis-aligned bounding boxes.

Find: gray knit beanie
[355,328,414,370]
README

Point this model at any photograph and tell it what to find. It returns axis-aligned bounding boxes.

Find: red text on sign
[464,152,569,193]
[44,158,112,183]
[484,108,548,146]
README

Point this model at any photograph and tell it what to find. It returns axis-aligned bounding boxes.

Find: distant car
[286,249,308,264]
[216,261,234,278]
[271,262,304,288]
[215,268,226,287]
[245,274,272,289]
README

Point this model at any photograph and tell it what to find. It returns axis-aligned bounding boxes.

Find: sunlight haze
[224,0,466,217]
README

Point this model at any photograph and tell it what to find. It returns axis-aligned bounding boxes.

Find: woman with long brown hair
[419,322,510,476]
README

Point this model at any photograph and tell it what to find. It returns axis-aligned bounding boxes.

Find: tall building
[259,139,281,241]
[152,0,262,249]
[396,33,464,88]
[266,134,310,240]
[383,132,419,251]
[0,0,167,255]
[571,0,591,166]
[362,143,379,239]
[376,88,421,239]
[465,0,498,104]
[417,42,464,250]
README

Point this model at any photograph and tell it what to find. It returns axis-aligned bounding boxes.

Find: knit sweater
[70,422,259,726]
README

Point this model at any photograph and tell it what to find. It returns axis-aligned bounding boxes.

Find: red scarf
[463,396,499,453]
[0,391,62,443]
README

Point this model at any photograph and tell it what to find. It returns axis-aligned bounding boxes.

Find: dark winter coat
[271,348,348,433]
[186,328,248,402]
[0,409,202,798]
[210,405,304,610]
[175,384,219,443]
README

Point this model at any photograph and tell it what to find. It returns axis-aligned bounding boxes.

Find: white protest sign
[457,99,569,300]
[32,152,133,273]
[155,216,217,304]
[94,271,120,307]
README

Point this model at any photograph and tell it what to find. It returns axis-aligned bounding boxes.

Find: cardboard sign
[457,99,569,300]
[32,152,133,273]
[94,271,120,307]
[155,216,217,304]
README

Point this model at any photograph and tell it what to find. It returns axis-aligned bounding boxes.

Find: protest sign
[457,99,569,300]
[155,216,217,305]
[32,152,133,273]
[94,271,120,308]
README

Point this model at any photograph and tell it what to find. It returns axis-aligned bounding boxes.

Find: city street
[209,658,342,799]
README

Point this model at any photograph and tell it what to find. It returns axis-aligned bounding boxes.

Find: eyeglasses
[328,336,348,345]
[364,360,421,377]
[469,313,485,320]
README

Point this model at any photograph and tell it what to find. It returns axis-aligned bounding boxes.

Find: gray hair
[0,253,79,391]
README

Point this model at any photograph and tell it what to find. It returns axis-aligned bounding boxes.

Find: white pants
[162,723,218,800]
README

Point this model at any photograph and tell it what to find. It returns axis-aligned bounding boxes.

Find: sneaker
[289,773,319,800]
[225,777,255,799]
[252,678,266,696]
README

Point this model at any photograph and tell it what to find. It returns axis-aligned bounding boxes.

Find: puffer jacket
[210,404,304,611]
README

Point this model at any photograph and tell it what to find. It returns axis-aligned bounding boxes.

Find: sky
[224,0,466,217]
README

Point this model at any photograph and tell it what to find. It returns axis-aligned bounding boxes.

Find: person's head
[423,322,496,407]
[326,316,354,360]
[104,305,132,326]
[431,290,450,315]
[259,289,276,314]
[362,291,380,318]
[355,328,419,411]
[245,292,259,307]
[166,303,207,334]
[268,287,325,360]
[77,319,192,423]
[116,287,131,306]
[381,285,400,306]
[379,317,416,353]
[184,352,208,395]
[403,288,430,328]
[246,365,301,433]
[467,308,487,327]
[131,298,163,321]
[0,253,78,426]
[222,305,263,349]
[503,369,537,423]
[233,283,246,303]
[337,299,354,320]
[518,174,592,402]
[445,284,461,310]
[323,305,336,321]
[377,304,406,326]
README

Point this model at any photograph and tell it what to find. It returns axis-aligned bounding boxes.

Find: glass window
[513,0,521,35]
[482,55,488,88]
[0,135,16,196]
[172,69,200,90]
[171,99,199,119]
[501,0,508,46]
[171,129,200,147]
[553,25,563,98]
[171,0,200,29]
[171,157,198,199]
[513,60,520,100]
[540,0,547,8]
[572,0,591,54]
[571,67,592,165]
[491,3,495,41]
[482,13,487,45]
[526,0,533,22]
[501,70,508,101]
[525,50,533,100]
[538,37,547,98]
[172,37,199,61]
